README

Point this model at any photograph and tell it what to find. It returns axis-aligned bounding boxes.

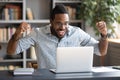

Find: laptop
[50,47,94,73]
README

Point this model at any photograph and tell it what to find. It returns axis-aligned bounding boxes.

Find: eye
[55,21,69,27]
[64,22,69,25]
[57,22,62,27]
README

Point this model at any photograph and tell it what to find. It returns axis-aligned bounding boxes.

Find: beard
[50,26,68,39]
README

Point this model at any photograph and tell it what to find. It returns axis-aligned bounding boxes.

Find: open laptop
[50,47,94,73]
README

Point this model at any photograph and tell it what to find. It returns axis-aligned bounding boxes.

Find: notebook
[50,47,94,73]
[13,68,34,76]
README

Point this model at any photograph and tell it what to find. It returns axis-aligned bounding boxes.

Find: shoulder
[68,25,85,34]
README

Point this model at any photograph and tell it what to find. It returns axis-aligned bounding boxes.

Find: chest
[37,34,81,48]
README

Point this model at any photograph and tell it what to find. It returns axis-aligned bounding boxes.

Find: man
[7,4,108,69]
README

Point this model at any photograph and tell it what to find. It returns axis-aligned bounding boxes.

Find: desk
[106,39,120,66]
[0,68,120,80]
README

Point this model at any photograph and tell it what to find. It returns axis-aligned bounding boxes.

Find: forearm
[99,37,108,56]
[7,34,21,55]
[7,22,31,55]
[96,21,108,56]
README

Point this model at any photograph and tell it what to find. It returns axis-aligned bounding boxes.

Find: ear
[50,19,52,23]
[50,19,54,25]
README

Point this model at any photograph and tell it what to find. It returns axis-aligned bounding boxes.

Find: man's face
[51,14,69,38]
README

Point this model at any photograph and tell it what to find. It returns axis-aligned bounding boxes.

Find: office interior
[0,0,120,71]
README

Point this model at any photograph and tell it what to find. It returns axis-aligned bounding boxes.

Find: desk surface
[1,67,120,80]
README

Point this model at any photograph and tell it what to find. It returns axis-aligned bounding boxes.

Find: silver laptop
[50,47,94,73]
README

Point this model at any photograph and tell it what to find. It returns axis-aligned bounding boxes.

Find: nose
[60,22,68,28]
[59,24,66,30]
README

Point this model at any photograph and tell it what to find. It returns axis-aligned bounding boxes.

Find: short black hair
[50,4,68,20]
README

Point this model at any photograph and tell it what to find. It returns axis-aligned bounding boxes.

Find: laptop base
[49,69,93,74]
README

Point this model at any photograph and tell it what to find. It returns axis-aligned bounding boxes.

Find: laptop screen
[55,47,94,73]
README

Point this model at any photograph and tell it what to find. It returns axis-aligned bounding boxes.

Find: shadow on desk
[1,67,120,80]
[32,68,120,80]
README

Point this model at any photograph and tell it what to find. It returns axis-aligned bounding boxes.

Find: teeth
[21,31,24,34]
[58,31,64,35]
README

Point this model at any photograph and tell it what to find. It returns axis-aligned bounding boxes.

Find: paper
[92,67,120,73]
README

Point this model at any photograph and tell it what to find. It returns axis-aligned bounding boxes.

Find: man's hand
[13,22,32,40]
[16,22,32,35]
[96,21,107,36]
[96,21,108,56]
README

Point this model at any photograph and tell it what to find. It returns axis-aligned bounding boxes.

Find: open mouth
[57,30,65,37]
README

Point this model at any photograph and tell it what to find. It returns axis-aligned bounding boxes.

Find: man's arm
[96,21,108,56]
[7,33,21,55]
[99,34,108,56]
[7,22,31,55]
